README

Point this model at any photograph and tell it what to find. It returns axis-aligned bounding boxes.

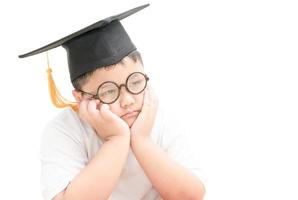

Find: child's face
[73,57,145,127]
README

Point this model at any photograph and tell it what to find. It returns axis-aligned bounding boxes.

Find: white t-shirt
[39,106,204,200]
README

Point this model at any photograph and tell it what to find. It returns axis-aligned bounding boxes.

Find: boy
[19,4,205,200]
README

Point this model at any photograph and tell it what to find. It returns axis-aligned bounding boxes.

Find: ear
[72,90,82,102]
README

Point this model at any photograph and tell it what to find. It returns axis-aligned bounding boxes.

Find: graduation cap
[18,4,149,111]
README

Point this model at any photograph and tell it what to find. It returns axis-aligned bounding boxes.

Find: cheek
[108,92,145,115]
[108,104,121,116]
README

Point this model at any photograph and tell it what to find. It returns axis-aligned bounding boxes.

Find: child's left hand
[130,85,158,140]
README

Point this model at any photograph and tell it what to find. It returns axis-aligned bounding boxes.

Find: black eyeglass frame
[76,72,149,104]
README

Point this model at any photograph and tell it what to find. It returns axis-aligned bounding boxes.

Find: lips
[121,110,140,118]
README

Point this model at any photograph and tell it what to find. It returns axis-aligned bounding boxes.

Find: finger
[149,86,159,107]
[137,88,150,121]
[96,100,102,110]
[147,85,158,105]
[87,100,101,118]
[140,86,158,118]
[143,85,153,108]
[79,100,90,114]
[78,99,91,121]
[99,104,118,122]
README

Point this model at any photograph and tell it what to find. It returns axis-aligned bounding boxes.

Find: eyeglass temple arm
[76,88,98,98]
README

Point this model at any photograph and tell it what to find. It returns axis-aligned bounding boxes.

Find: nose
[119,86,135,108]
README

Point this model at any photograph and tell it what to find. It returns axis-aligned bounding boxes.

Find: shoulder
[41,108,86,150]
[45,107,82,130]
[40,109,89,200]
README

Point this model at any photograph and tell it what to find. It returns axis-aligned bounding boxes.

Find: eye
[132,80,142,85]
[100,89,117,97]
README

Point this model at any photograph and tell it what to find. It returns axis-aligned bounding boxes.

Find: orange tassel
[46,53,78,112]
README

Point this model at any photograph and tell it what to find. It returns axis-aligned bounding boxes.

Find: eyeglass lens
[97,72,147,103]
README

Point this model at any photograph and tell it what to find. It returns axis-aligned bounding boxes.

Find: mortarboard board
[18,4,149,111]
[19,3,149,82]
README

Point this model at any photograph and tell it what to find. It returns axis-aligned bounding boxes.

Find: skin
[72,57,149,142]
[55,57,205,200]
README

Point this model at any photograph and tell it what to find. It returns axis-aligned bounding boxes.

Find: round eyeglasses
[77,72,149,104]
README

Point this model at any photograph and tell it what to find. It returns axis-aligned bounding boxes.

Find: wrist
[104,134,130,141]
[130,134,151,146]
[94,127,130,142]
[105,134,131,144]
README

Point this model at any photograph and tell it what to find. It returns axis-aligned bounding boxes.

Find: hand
[78,99,130,142]
[130,86,158,140]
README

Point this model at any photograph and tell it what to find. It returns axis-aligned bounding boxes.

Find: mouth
[121,110,140,118]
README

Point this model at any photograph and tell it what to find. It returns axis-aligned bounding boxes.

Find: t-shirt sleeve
[159,110,206,186]
[39,118,88,200]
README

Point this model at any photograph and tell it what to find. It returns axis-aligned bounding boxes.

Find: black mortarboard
[19,4,149,82]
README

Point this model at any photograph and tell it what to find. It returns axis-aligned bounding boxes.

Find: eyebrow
[96,71,144,89]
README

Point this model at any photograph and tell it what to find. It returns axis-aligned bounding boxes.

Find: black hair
[71,50,143,90]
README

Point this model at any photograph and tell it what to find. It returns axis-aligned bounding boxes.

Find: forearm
[62,136,130,200]
[131,137,205,200]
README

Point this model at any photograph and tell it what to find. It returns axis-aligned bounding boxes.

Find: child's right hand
[78,99,130,142]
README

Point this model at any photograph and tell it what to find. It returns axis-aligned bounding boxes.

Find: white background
[0,0,297,199]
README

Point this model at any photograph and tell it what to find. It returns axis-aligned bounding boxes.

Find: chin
[125,118,137,128]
